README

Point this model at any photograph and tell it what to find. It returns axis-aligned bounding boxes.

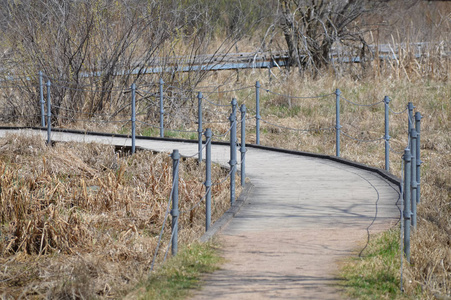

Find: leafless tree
[278,0,387,75]
[0,0,252,126]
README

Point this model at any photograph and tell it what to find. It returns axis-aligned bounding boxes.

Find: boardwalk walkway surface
[0,129,401,299]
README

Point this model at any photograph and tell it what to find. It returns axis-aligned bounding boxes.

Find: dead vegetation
[0,133,233,298]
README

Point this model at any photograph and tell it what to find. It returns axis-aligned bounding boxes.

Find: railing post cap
[171,149,180,160]
[159,78,164,84]
[415,112,423,120]
[198,91,202,98]
[231,98,238,106]
[256,81,261,88]
[46,80,51,86]
[335,88,341,95]
[384,96,390,103]
[408,102,415,109]
[240,104,246,112]
[131,83,136,89]
[403,148,411,161]
[204,128,212,137]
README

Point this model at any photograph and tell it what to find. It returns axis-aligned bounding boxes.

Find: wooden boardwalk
[0,129,401,299]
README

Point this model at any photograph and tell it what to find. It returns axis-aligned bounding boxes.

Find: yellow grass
[0,134,236,298]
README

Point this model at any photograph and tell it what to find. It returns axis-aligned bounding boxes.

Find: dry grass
[0,133,235,298]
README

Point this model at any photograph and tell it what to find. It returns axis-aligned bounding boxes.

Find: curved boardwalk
[0,129,401,299]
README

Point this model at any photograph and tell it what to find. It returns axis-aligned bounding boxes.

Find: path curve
[0,129,401,299]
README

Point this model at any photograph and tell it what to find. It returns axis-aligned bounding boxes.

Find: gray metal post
[255,81,261,145]
[46,80,51,145]
[335,89,341,157]
[410,129,417,228]
[231,97,237,117]
[268,64,271,82]
[240,104,246,186]
[407,102,414,152]
[198,92,203,163]
[159,78,164,138]
[384,96,391,171]
[229,110,237,205]
[415,112,422,204]
[131,83,136,154]
[204,128,212,231]
[170,149,180,256]
[403,148,412,262]
[407,102,415,133]
[39,71,45,127]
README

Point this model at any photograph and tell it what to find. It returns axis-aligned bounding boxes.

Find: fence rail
[3,42,448,82]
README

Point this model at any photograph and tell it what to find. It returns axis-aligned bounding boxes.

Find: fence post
[410,129,417,228]
[407,102,415,132]
[415,112,422,204]
[229,103,237,205]
[198,92,203,163]
[46,80,51,145]
[240,104,246,186]
[335,89,341,157]
[159,78,164,138]
[39,71,45,127]
[268,62,271,82]
[255,81,261,145]
[231,97,237,116]
[204,128,212,231]
[384,96,390,171]
[170,149,180,256]
[131,83,136,154]
[403,148,412,263]
[407,102,414,150]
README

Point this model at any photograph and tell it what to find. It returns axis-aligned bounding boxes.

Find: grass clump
[135,242,223,300]
[341,229,413,299]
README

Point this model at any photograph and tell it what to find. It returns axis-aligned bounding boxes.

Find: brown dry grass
[0,133,235,298]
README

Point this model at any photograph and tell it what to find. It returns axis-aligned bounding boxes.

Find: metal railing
[1,72,423,276]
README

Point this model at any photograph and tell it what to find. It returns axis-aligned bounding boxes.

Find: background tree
[0,0,261,125]
[278,0,386,75]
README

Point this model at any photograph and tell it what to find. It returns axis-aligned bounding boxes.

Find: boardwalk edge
[199,182,254,243]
